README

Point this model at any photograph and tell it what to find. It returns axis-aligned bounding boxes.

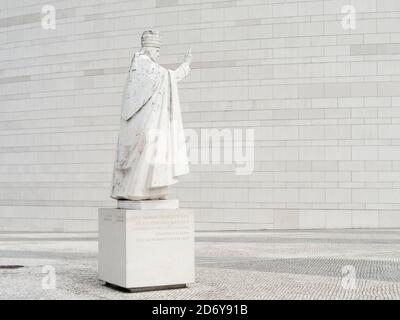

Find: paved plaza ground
[1,229,400,299]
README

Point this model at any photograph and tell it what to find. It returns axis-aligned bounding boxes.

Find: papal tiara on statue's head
[141,29,161,48]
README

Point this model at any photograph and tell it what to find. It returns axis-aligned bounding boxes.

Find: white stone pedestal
[98,207,195,292]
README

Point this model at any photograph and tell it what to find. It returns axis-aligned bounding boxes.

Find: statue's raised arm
[171,47,193,82]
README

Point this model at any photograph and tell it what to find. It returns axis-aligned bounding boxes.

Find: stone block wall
[1,0,400,230]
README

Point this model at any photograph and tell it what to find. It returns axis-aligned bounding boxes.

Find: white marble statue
[111,30,192,201]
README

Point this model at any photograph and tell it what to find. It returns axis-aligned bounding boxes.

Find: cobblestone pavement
[1,229,400,299]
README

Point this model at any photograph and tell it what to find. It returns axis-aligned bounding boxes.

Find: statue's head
[141,29,161,62]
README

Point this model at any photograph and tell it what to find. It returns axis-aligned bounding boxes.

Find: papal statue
[111,30,192,201]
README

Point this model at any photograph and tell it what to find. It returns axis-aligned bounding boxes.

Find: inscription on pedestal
[128,213,191,242]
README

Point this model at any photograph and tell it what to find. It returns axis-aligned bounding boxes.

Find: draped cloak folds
[110,51,190,200]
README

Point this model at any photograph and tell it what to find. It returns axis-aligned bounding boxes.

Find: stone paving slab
[1,229,400,299]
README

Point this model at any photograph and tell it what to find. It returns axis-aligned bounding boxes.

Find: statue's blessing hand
[184,48,192,65]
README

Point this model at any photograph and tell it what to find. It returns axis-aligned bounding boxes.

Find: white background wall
[1,0,400,231]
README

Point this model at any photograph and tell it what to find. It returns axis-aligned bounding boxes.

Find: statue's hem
[110,193,168,201]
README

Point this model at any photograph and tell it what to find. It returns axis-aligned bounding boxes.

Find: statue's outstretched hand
[184,48,192,65]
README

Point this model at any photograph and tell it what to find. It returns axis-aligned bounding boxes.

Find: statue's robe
[111,51,190,200]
